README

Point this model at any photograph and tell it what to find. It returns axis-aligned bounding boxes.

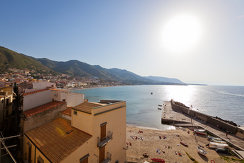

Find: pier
[162,101,244,151]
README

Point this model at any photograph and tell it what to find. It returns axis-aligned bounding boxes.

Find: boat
[158,104,162,107]
[210,139,226,144]
[198,146,207,156]
[151,158,165,163]
[158,108,162,110]
[208,136,222,141]
[180,141,188,147]
[194,129,207,136]
[151,92,153,95]
[209,142,228,149]
[215,148,229,154]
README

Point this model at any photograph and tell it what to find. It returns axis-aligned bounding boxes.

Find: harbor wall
[171,100,244,139]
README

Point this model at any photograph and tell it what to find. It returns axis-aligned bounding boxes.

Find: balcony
[97,132,112,148]
[102,152,111,163]
[102,158,111,163]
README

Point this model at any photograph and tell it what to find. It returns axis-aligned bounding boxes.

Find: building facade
[22,82,126,163]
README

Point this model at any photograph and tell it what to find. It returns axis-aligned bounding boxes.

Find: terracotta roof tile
[73,101,102,114]
[24,101,65,117]
[62,107,72,116]
[25,118,92,163]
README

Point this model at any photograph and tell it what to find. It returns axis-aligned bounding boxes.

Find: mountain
[37,58,115,80]
[144,76,185,84]
[0,46,53,74]
[37,58,157,84]
[0,46,185,85]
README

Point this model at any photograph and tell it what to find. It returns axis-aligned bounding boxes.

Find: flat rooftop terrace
[73,100,125,115]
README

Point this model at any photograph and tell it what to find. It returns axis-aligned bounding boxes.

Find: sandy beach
[126,125,241,163]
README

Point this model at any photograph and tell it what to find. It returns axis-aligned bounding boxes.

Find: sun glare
[162,14,202,53]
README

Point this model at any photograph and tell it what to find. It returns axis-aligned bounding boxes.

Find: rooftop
[25,118,92,163]
[73,101,103,114]
[23,101,65,117]
[62,107,72,116]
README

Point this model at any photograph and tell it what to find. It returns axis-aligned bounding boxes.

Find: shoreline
[126,123,176,131]
[68,84,128,91]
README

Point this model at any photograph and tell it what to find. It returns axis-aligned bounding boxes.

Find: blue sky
[1,0,244,85]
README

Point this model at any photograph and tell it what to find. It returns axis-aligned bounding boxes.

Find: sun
[162,14,202,53]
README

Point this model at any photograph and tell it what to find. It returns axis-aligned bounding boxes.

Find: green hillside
[0,46,53,74]
[37,58,158,84]
[0,46,185,85]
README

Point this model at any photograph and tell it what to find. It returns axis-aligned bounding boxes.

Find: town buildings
[0,86,13,130]
[20,81,126,163]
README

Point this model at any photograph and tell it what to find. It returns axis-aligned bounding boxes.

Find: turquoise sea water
[73,85,244,130]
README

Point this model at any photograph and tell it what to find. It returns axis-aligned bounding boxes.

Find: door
[99,146,105,163]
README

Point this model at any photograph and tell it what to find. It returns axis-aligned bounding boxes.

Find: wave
[216,90,244,98]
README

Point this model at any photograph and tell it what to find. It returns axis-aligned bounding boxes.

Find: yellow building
[23,100,126,163]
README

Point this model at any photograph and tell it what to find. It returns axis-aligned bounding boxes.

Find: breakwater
[170,100,244,140]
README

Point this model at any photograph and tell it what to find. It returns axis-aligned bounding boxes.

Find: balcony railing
[97,132,113,148]
[97,135,112,148]
[102,158,111,163]
[102,152,111,163]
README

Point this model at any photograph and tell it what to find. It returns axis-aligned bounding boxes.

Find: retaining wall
[171,100,239,134]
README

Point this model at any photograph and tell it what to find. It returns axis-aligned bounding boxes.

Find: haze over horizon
[1,0,244,86]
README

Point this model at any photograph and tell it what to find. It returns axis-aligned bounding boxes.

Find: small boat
[158,108,162,110]
[209,142,228,149]
[158,104,162,107]
[198,146,207,156]
[151,92,153,95]
[151,158,165,163]
[210,139,226,144]
[208,136,222,141]
[194,129,207,136]
[180,141,188,147]
[215,148,228,154]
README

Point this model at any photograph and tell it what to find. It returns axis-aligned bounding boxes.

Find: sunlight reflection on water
[74,85,244,129]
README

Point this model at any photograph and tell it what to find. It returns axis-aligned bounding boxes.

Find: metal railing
[97,132,113,148]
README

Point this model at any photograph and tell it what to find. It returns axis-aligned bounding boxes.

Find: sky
[1,0,244,86]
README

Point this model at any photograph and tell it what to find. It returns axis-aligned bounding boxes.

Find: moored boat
[151,158,165,163]
[180,141,188,147]
[209,142,228,149]
[210,139,226,144]
[208,136,222,141]
[194,129,207,136]
[198,146,207,156]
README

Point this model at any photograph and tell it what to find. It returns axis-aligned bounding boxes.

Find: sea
[73,85,244,130]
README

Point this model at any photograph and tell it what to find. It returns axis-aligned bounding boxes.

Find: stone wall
[236,128,244,139]
[23,102,67,132]
[171,100,238,134]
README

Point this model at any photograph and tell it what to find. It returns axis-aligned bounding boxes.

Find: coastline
[68,84,128,91]
[126,123,175,131]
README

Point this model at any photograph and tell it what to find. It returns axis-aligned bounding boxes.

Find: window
[37,156,44,163]
[74,110,77,115]
[80,154,89,163]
